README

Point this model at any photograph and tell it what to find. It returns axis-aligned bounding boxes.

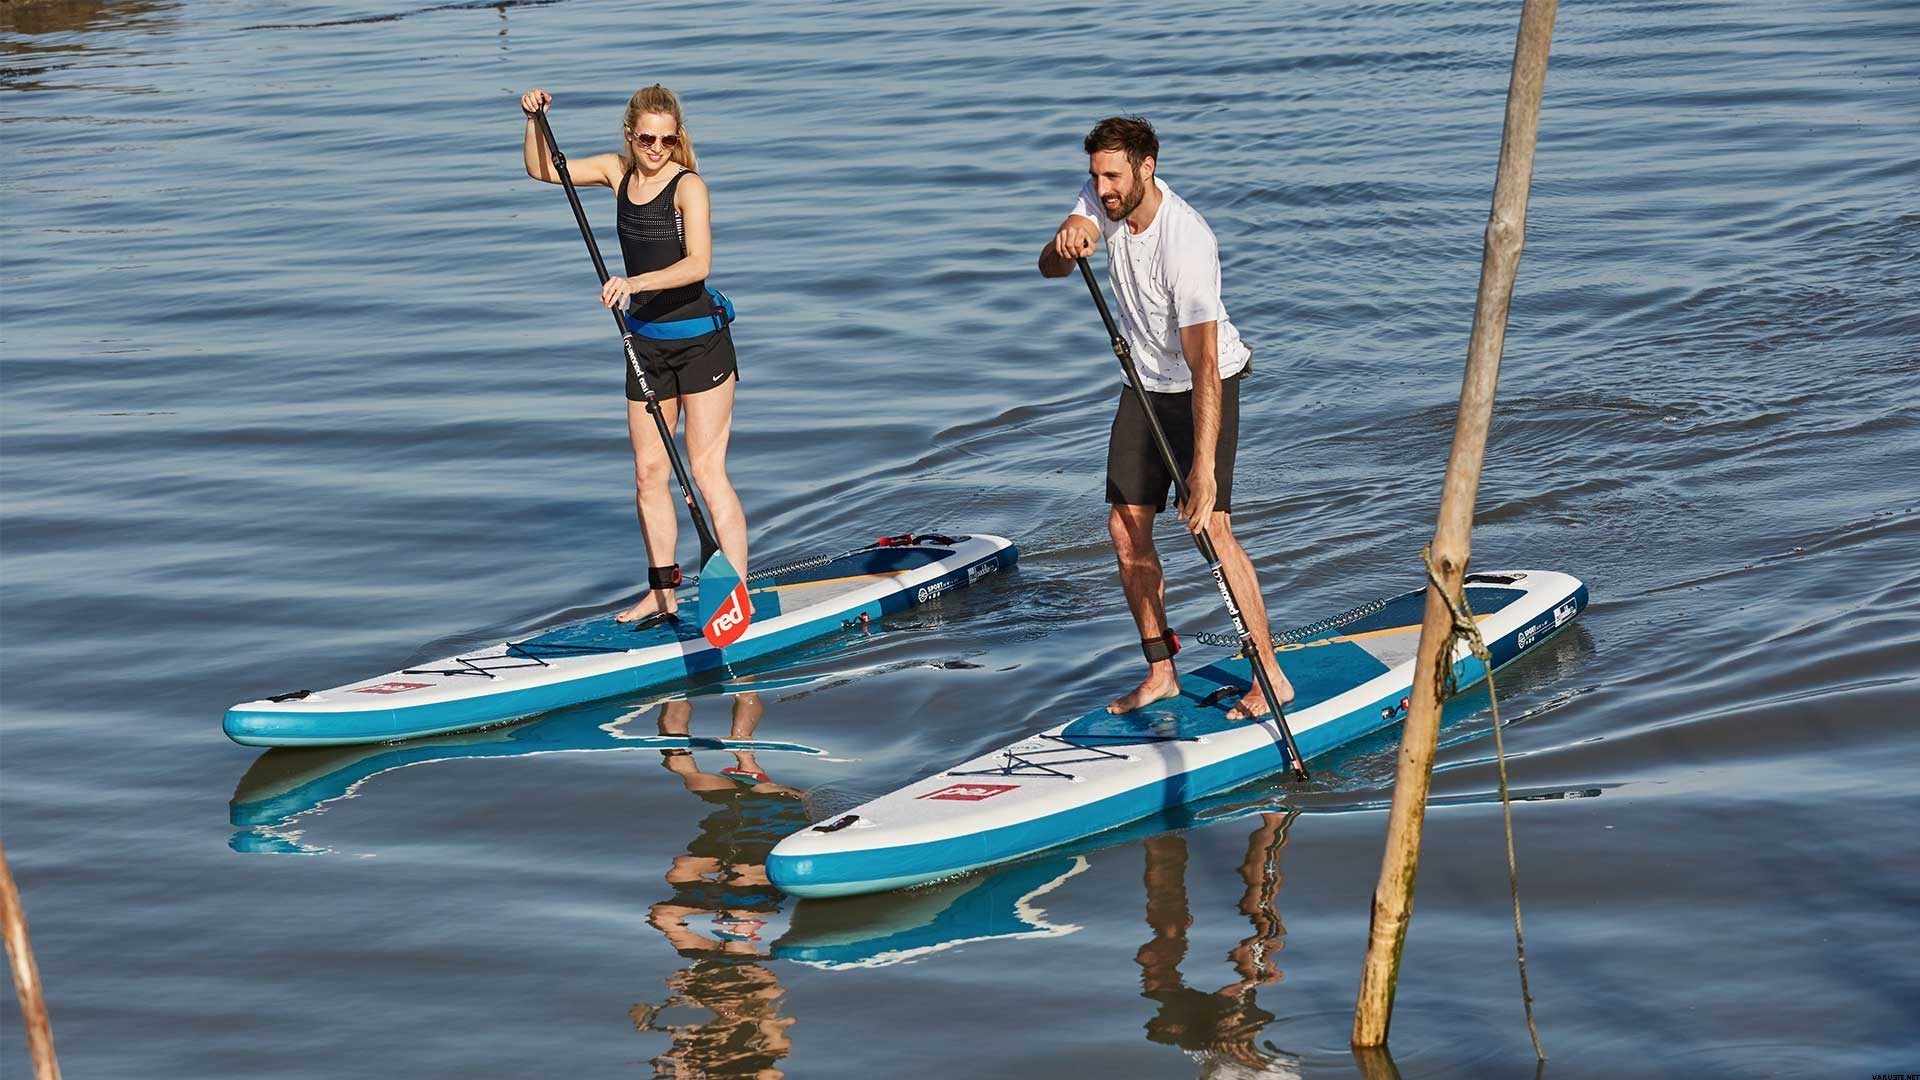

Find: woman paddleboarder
[520,84,748,623]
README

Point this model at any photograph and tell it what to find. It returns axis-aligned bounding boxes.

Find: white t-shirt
[1071,176,1251,392]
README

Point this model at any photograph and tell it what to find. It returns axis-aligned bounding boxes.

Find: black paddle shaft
[531,110,720,565]
[1074,256,1308,780]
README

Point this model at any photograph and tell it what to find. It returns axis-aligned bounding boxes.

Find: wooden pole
[1352,0,1558,1051]
[1,838,62,1080]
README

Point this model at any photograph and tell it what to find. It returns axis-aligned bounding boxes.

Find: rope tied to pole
[1421,547,1492,698]
[1419,546,1545,1061]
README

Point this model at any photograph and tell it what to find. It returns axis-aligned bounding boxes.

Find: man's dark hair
[1084,116,1158,167]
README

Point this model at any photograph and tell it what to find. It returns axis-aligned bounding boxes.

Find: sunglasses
[628,131,682,150]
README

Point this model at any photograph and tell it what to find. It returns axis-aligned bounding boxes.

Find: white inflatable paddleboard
[768,569,1586,898]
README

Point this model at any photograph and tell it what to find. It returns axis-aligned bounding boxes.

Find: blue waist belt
[623,288,736,341]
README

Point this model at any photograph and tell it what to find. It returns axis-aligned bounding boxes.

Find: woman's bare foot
[616,588,678,623]
[1108,661,1182,714]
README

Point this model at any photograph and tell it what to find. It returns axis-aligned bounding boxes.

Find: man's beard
[1105,174,1146,221]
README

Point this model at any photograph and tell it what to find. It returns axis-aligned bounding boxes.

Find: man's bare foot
[1224,676,1297,721]
[616,589,677,623]
[1108,662,1181,715]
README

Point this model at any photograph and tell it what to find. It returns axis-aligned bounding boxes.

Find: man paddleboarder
[1038,116,1294,720]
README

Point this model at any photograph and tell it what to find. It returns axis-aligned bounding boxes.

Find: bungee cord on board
[1188,593,1397,651]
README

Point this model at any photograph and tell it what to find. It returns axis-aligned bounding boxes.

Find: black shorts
[1105,369,1244,513]
[625,327,738,402]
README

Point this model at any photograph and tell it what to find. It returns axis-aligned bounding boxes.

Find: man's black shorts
[625,327,739,402]
[1106,369,1244,514]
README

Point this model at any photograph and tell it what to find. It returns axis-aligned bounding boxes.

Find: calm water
[4,1,1917,1076]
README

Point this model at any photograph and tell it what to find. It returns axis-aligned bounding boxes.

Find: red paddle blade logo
[702,581,752,648]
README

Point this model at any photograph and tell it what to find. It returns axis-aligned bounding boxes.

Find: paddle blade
[696,553,752,649]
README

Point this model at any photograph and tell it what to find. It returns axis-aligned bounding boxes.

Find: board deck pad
[1063,587,1522,742]
[501,546,968,656]
[225,534,1016,747]
[767,571,1586,898]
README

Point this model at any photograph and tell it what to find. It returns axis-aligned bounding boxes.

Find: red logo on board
[918,783,1019,802]
[703,581,752,649]
[351,682,432,695]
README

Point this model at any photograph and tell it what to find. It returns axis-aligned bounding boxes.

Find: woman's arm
[658,172,714,286]
[519,89,621,187]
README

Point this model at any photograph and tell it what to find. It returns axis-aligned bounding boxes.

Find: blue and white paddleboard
[767,569,1588,898]
[772,791,1301,969]
[225,533,1016,747]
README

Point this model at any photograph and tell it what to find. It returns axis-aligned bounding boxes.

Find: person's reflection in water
[629,693,807,1079]
[1138,810,1303,1079]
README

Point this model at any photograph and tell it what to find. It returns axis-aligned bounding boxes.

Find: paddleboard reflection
[771,788,1306,1076]
[227,676,827,855]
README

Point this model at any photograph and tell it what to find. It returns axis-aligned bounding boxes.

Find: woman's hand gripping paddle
[530,109,751,648]
[1074,256,1308,780]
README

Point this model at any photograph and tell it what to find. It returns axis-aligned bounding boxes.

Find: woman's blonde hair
[622,83,697,172]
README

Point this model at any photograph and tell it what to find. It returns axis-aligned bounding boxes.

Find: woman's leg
[679,375,749,577]
[619,395,684,621]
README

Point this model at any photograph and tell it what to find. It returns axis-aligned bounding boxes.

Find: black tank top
[616,166,711,324]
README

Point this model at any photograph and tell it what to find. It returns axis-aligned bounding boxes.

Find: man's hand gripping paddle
[1074,256,1308,780]
[531,109,751,648]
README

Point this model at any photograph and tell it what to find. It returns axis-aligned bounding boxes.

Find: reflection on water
[1138,812,1302,1080]
[231,685,817,1076]
[235,0,560,33]
[226,669,837,853]
[632,693,806,1079]
[773,854,1088,970]
[0,0,177,93]
[770,790,1312,1074]
[609,699,1317,1077]
[0,0,174,36]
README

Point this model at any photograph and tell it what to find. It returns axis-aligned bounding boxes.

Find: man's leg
[1202,513,1295,719]
[1108,502,1182,714]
